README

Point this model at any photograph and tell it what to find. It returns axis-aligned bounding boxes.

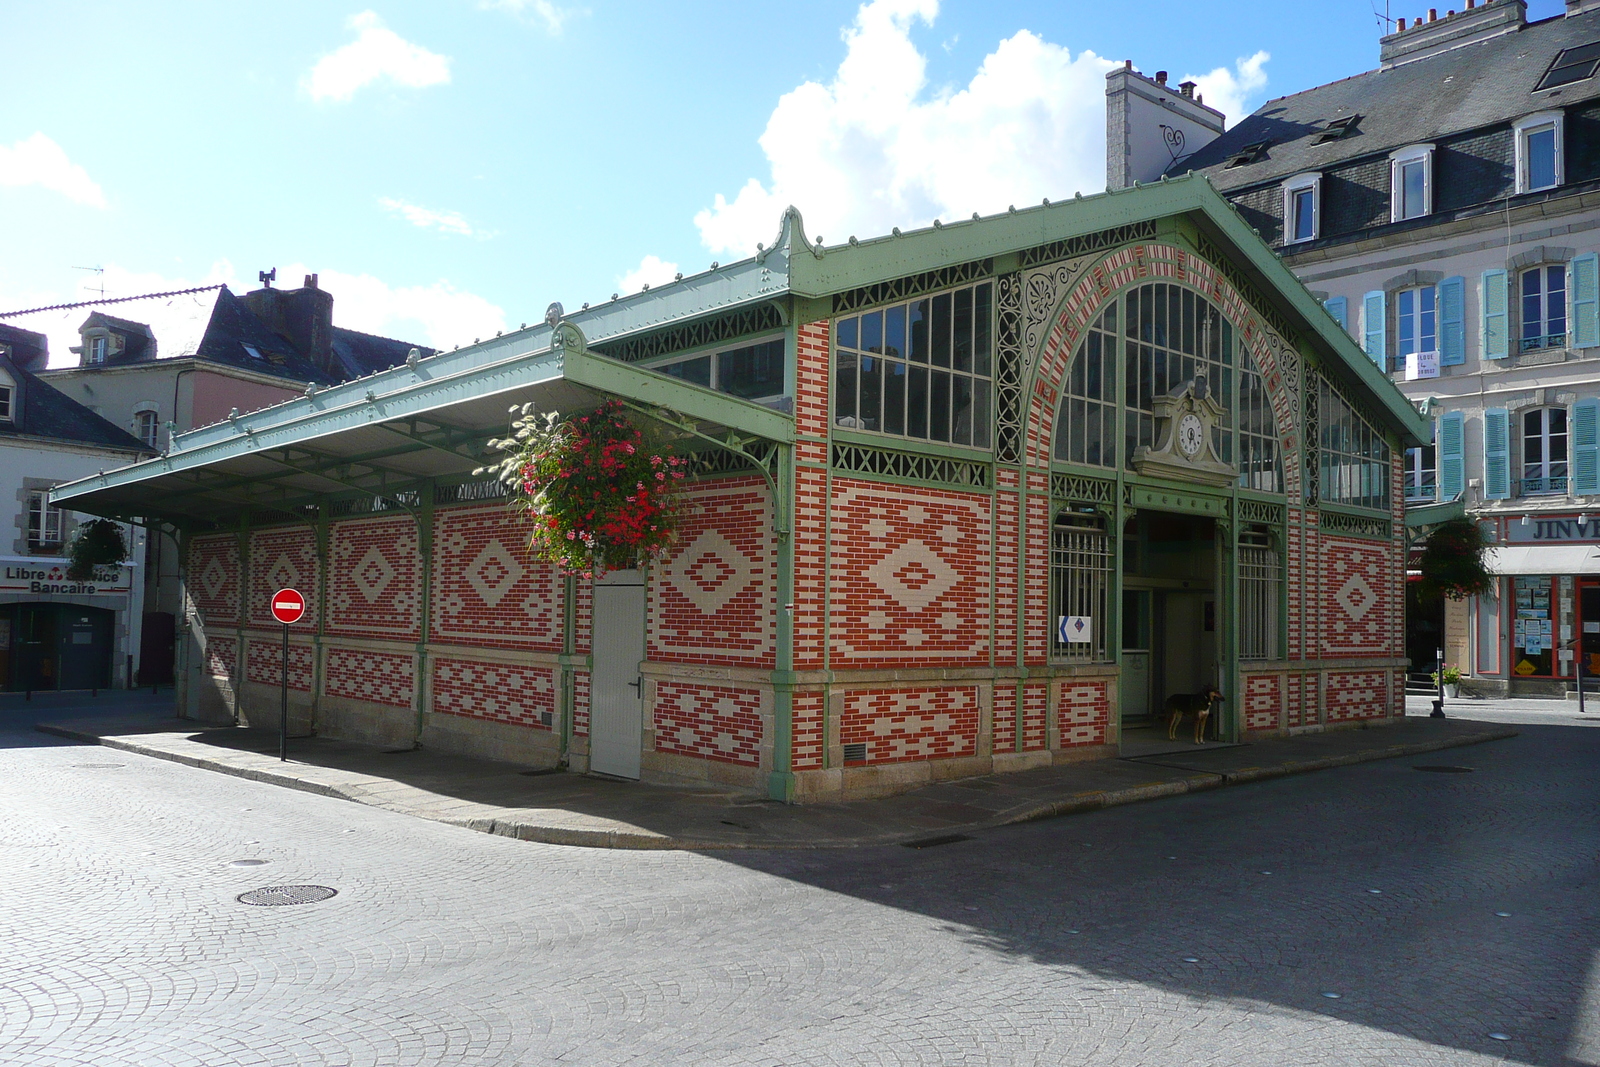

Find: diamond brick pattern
[324,648,414,709]
[651,479,772,668]
[1326,670,1389,723]
[841,687,979,764]
[1057,680,1110,747]
[245,638,314,692]
[653,682,763,766]
[1243,673,1282,732]
[204,637,236,679]
[432,658,554,730]
[248,528,320,632]
[431,505,562,651]
[1322,537,1394,655]
[830,482,990,668]
[189,535,239,627]
[328,517,419,639]
[791,690,825,771]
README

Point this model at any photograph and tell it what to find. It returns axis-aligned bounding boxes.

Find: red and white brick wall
[1020,680,1049,752]
[247,527,321,633]
[432,657,554,730]
[325,647,414,709]
[1242,672,1282,733]
[1319,535,1396,657]
[245,638,313,692]
[205,636,237,679]
[791,689,825,772]
[187,534,240,627]
[795,320,831,439]
[1056,679,1110,747]
[327,516,420,641]
[828,479,992,670]
[992,684,1017,752]
[431,504,564,652]
[1325,669,1389,723]
[652,682,765,766]
[841,686,979,765]
[649,476,773,668]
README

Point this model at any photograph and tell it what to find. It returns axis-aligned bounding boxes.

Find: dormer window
[1282,172,1321,244]
[0,384,12,421]
[1312,114,1361,144]
[86,335,107,364]
[1514,112,1564,194]
[1224,140,1271,169]
[1390,144,1434,222]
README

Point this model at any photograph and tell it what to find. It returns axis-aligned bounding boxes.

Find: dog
[1165,688,1222,744]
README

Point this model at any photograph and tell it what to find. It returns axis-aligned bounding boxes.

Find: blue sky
[0,0,1569,363]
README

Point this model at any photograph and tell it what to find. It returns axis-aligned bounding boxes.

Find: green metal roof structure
[52,174,1427,526]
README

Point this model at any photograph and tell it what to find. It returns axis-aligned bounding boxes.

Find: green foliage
[1431,664,1463,686]
[478,399,688,579]
[66,519,128,582]
[1417,517,1494,601]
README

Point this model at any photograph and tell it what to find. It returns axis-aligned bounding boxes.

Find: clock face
[1178,413,1205,457]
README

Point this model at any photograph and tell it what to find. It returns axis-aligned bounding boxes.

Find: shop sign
[0,556,131,596]
[1504,517,1600,544]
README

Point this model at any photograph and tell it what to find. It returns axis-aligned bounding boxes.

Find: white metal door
[589,571,646,779]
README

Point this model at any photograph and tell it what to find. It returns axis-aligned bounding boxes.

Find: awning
[1484,544,1600,575]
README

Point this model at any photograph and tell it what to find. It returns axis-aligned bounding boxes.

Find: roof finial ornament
[545,302,564,328]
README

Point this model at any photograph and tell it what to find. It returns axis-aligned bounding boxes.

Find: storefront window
[1512,574,1555,677]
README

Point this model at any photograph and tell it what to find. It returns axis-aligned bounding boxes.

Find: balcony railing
[1521,332,1567,353]
[1403,481,1438,503]
[1518,476,1568,496]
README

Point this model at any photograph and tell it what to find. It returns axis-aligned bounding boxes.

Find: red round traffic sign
[270,588,306,625]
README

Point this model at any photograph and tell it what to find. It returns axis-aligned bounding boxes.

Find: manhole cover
[237,885,337,907]
[229,859,269,867]
[72,763,124,769]
[1413,765,1476,773]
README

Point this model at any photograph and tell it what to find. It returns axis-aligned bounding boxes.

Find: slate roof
[0,355,155,454]
[1176,7,1600,192]
[192,286,325,380]
[80,310,158,365]
[0,322,49,372]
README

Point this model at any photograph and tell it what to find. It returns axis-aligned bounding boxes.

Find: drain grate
[1413,765,1476,773]
[237,885,337,907]
[901,833,972,849]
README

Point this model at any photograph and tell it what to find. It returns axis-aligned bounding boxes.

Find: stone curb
[35,721,1517,851]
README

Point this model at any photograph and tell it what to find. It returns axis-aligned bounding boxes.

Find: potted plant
[479,398,688,579]
[1431,664,1462,698]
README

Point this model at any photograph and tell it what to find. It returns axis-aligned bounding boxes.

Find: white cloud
[1182,51,1270,128]
[694,0,1118,258]
[1,259,503,368]
[378,196,480,237]
[478,0,579,34]
[616,254,681,295]
[305,11,451,103]
[0,132,107,208]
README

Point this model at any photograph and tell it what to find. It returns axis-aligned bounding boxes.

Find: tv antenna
[1370,0,1395,33]
[72,265,106,300]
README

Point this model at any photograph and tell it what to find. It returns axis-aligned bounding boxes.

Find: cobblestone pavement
[2,693,1597,1066]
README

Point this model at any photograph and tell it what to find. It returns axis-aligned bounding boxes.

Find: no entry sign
[271,588,306,625]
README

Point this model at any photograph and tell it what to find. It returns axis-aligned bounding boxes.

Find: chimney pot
[1399,16,1407,27]
[1428,7,1437,19]
[1466,0,1474,7]
[1124,59,1132,70]
[1179,79,1197,98]
[304,273,319,289]
[1155,70,1168,85]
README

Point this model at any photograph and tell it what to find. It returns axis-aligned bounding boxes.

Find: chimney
[1380,0,1525,69]
[1570,0,1600,16]
[243,276,336,378]
[1105,63,1226,189]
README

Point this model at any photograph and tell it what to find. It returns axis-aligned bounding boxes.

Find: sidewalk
[34,700,1518,850]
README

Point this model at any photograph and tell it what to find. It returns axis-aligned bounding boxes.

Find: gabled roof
[1177,7,1600,192]
[0,355,155,454]
[193,286,325,379]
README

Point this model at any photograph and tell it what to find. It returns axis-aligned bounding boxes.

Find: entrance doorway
[589,571,646,779]
[1120,511,1219,746]
[0,604,114,692]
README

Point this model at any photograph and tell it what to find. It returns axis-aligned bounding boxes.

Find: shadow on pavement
[711,723,1600,1067]
[0,688,179,748]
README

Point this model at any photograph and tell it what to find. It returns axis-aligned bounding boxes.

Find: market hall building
[53,178,1427,802]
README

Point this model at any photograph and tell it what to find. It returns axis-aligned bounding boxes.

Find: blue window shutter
[1362,290,1386,368]
[1572,253,1600,350]
[1481,270,1508,359]
[1574,398,1600,495]
[1484,408,1511,500]
[1324,296,1348,332]
[1438,276,1465,365]
[1439,412,1465,501]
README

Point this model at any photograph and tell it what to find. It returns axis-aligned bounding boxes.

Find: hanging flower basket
[1417,517,1494,601]
[480,399,688,579]
[65,518,128,582]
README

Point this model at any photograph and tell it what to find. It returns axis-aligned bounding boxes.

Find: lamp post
[1431,646,1446,718]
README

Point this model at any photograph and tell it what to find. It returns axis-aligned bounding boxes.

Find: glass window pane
[837,316,857,350]
[859,356,882,431]
[660,355,711,387]
[1527,126,1557,189]
[718,340,785,399]
[1293,187,1315,240]
[1401,160,1426,218]
[931,293,952,368]
[953,375,973,446]
[885,305,906,359]
[973,283,992,375]
[883,360,906,435]
[908,365,928,437]
[953,287,973,372]
[860,311,883,354]
[973,379,991,449]
[930,370,950,441]
[908,300,929,363]
[834,352,857,424]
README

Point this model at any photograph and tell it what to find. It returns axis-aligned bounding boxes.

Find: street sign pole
[280,622,288,761]
[269,587,307,762]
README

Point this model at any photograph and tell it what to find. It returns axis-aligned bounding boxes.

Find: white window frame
[1389,143,1434,223]
[1282,172,1321,244]
[27,490,62,551]
[1520,264,1567,352]
[1395,285,1437,373]
[133,408,160,448]
[0,383,12,422]
[1404,439,1437,503]
[1521,406,1569,496]
[1514,111,1564,194]
[85,334,108,364]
